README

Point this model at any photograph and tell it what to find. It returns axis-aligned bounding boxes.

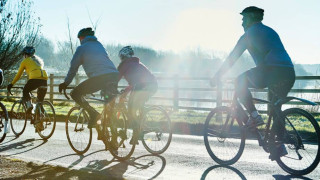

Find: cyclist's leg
[36,80,47,102]
[268,67,296,141]
[128,82,158,143]
[70,73,119,127]
[235,67,268,122]
[23,79,41,111]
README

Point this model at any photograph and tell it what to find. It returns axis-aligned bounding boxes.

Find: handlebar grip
[63,88,70,100]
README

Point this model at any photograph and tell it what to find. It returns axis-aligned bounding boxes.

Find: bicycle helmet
[22,46,35,56]
[77,27,95,38]
[118,46,134,60]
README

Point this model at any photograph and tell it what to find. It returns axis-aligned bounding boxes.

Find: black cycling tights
[23,79,47,102]
[70,73,118,120]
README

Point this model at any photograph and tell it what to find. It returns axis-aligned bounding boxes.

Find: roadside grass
[1,98,319,136]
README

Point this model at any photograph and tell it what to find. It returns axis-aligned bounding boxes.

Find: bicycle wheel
[10,100,27,136]
[0,102,9,143]
[106,108,135,161]
[276,108,320,175]
[141,106,172,154]
[66,107,92,154]
[204,106,246,165]
[36,101,56,140]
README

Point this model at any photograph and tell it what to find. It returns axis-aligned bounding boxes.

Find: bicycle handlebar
[62,87,73,100]
[8,86,24,96]
[62,87,96,100]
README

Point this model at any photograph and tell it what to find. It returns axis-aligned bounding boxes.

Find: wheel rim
[10,101,27,136]
[66,108,92,154]
[37,101,56,139]
[277,109,320,175]
[108,110,135,160]
[204,107,245,165]
[142,107,172,154]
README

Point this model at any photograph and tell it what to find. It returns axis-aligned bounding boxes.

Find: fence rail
[0,74,320,113]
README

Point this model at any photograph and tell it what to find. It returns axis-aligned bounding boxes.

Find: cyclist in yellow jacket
[7,46,48,116]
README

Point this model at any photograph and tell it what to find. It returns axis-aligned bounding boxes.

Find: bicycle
[8,86,56,140]
[115,88,173,155]
[0,99,9,143]
[203,80,320,175]
[63,86,136,160]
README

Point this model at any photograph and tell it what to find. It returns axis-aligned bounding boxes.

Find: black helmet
[22,46,35,56]
[240,6,264,15]
[77,27,95,38]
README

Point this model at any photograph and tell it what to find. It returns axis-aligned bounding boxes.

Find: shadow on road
[273,174,313,180]
[0,135,19,145]
[200,165,247,180]
[2,154,167,180]
[0,138,47,157]
[44,149,109,169]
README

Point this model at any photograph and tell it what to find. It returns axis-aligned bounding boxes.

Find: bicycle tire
[65,107,92,154]
[0,102,9,143]
[36,101,56,140]
[204,106,246,165]
[106,107,136,161]
[141,106,172,154]
[276,108,320,175]
[10,100,27,137]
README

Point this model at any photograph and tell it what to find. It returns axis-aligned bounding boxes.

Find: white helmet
[118,46,134,60]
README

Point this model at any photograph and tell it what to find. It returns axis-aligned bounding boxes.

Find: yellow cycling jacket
[11,57,48,85]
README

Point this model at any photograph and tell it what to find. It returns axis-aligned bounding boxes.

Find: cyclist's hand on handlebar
[58,82,67,93]
[7,83,13,94]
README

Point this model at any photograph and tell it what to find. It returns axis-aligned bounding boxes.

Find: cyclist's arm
[11,60,26,85]
[64,47,82,85]
[215,35,247,78]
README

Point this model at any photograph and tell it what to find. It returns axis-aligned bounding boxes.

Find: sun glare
[158,8,242,53]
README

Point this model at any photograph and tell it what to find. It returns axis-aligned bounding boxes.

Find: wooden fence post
[216,80,222,107]
[49,74,54,103]
[173,74,179,111]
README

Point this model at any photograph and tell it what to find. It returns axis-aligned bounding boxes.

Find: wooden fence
[1,74,320,113]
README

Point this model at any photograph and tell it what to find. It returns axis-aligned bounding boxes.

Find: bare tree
[0,0,41,70]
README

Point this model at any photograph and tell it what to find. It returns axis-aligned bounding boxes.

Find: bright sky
[31,0,320,64]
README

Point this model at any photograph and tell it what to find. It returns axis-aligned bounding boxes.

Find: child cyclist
[7,46,48,131]
[117,46,158,144]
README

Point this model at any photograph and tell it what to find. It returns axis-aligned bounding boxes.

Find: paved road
[0,122,319,179]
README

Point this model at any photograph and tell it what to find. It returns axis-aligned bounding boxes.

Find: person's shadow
[201,165,247,180]
[273,174,313,180]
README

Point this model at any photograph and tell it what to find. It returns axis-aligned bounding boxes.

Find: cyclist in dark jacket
[211,6,295,160]
[118,46,158,144]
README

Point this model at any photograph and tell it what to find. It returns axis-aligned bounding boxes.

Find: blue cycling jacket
[228,22,293,68]
[64,36,118,85]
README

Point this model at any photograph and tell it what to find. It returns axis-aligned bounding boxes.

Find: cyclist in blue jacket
[59,28,119,129]
[211,6,296,160]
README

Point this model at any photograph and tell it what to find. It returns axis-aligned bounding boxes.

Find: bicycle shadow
[0,135,19,145]
[0,138,47,156]
[3,154,166,180]
[44,149,110,169]
[76,154,166,179]
[273,174,313,180]
[200,165,247,180]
